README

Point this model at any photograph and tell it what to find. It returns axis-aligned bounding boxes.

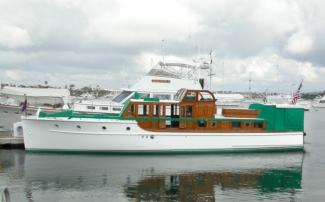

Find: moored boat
[72,62,203,114]
[0,86,71,131]
[312,95,325,108]
[22,88,305,153]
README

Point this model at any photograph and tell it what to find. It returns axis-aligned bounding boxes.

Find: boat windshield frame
[112,91,133,103]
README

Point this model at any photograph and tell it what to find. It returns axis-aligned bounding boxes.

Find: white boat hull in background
[0,104,58,131]
[22,117,304,152]
[0,104,36,131]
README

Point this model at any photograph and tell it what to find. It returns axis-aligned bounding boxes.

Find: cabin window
[139,93,150,98]
[198,92,214,101]
[211,122,217,127]
[232,122,241,128]
[142,105,149,116]
[320,100,325,103]
[146,105,150,115]
[153,94,171,100]
[185,106,192,117]
[113,107,121,111]
[172,105,179,116]
[76,125,81,129]
[126,127,130,131]
[4,111,8,113]
[138,104,144,116]
[102,126,107,130]
[153,105,159,116]
[112,91,132,103]
[159,105,164,116]
[54,124,59,128]
[254,122,263,128]
[184,91,196,101]
[198,120,207,127]
[165,105,171,116]
[165,120,172,128]
[245,122,250,127]
[129,105,135,113]
[87,106,95,110]
[100,107,108,110]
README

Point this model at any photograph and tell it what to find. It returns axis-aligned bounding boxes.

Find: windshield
[112,91,133,103]
[174,88,187,101]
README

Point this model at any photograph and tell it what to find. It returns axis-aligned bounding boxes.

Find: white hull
[22,117,304,153]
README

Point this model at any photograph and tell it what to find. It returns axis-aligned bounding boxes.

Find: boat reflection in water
[2,151,303,201]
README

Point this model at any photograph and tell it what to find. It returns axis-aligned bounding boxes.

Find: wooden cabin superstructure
[122,88,266,133]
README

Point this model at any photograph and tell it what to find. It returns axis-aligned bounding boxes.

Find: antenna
[222,61,225,93]
[249,72,252,93]
[161,39,165,65]
[208,50,215,90]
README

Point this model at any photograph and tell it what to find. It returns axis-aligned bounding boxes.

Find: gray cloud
[1,0,325,92]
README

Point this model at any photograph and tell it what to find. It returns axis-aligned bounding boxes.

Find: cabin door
[179,105,192,129]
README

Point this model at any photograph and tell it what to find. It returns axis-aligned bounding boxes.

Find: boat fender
[36,107,41,116]
[13,122,24,138]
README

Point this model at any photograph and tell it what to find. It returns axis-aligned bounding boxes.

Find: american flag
[20,96,27,113]
[291,80,303,105]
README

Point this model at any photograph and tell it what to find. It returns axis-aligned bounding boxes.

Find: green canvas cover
[249,103,304,132]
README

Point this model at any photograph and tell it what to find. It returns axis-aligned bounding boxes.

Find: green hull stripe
[26,146,304,155]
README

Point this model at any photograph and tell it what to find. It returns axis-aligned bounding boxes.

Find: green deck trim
[26,146,304,155]
[143,97,159,102]
[119,98,131,116]
[133,92,141,99]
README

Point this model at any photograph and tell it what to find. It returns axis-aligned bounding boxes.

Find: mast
[208,51,215,90]
[161,39,165,65]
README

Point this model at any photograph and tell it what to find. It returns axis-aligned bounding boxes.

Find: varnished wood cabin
[122,88,265,132]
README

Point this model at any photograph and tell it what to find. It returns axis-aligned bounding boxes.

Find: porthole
[254,122,263,128]
[150,135,154,139]
[211,122,216,127]
[197,120,207,127]
[232,122,241,128]
[54,124,59,128]
[102,126,107,130]
[126,127,130,131]
[245,123,250,127]
[77,125,81,129]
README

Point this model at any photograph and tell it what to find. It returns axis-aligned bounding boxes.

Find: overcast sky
[1,0,325,92]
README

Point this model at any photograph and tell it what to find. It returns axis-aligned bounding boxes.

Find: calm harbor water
[1,109,325,201]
